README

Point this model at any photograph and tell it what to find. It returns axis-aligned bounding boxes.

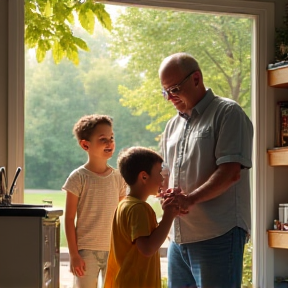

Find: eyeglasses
[162,71,196,100]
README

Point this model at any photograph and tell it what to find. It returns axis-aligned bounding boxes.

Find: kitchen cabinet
[0,207,63,288]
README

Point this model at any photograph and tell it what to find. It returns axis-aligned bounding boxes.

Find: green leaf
[78,7,95,34]
[25,0,112,64]
[52,41,65,64]
[38,39,51,52]
[92,4,112,31]
[43,0,52,17]
[36,46,46,63]
[73,37,89,51]
[66,12,75,25]
[67,46,79,65]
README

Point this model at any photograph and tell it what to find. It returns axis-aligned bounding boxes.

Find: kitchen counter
[0,205,63,288]
[0,205,63,217]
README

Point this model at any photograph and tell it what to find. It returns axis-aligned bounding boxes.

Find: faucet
[0,167,8,205]
[0,167,22,206]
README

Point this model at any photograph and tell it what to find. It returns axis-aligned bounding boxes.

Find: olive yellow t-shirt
[104,196,161,288]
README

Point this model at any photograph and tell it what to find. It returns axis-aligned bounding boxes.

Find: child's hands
[160,188,189,215]
[162,196,180,217]
[70,254,86,277]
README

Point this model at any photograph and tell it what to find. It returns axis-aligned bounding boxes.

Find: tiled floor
[60,258,168,288]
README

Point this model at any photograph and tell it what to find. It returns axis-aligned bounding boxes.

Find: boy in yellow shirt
[104,146,181,288]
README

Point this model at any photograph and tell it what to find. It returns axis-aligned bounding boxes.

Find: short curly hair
[73,114,113,141]
[117,146,163,186]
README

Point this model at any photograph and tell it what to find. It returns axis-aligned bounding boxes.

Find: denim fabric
[73,250,108,288]
[167,227,247,288]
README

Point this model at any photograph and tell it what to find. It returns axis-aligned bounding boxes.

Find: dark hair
[117,146,163,186]
[73,114,113,141]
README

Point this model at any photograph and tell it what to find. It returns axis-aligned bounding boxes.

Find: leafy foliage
[110,8,252,131]
[242,241,253,288]
[25,25,158,189]
[275,3,288,61]
[25,0,112,64]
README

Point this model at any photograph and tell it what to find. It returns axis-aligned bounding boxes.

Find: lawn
[24,190,66,207]
[24,190,163,248]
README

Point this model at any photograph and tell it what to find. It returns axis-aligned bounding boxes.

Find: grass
[24,191,66,207]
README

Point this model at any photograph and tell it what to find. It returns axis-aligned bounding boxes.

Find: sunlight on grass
[24,190,66,207]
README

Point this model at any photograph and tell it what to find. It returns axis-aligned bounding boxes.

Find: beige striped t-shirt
[62,165,127,251]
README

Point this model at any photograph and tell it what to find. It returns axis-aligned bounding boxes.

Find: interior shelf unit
[267,66,288,167]
[267,65,288,249]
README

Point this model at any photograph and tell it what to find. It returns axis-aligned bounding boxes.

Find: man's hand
[175,193,190,213]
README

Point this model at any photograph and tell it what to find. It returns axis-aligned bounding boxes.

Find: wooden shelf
[267,148,288,166]
[268,230,288,249]
[268,66,288,88]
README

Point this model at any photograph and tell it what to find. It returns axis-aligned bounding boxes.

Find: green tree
[25,0,112,64]
[25,54,87,188]
[25,26,158,189]
[110,8,252,131]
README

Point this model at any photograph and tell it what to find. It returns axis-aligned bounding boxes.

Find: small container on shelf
[267,147,288,166]
[267,65,288,88]
[268,230,288,249]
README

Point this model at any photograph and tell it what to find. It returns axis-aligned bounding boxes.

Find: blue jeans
[167,227,247,288]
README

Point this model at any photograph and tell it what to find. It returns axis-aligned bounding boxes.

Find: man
[159,52,253,288]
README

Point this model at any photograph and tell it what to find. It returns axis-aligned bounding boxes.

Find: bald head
[158,53,206,114]
[159,52,201,77]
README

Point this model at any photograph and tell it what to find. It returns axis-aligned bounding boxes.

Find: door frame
[9,0,275,286]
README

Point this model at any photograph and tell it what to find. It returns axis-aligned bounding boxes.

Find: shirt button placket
[175,218,181,243]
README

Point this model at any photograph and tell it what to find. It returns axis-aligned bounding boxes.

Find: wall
[0,0,8,167]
